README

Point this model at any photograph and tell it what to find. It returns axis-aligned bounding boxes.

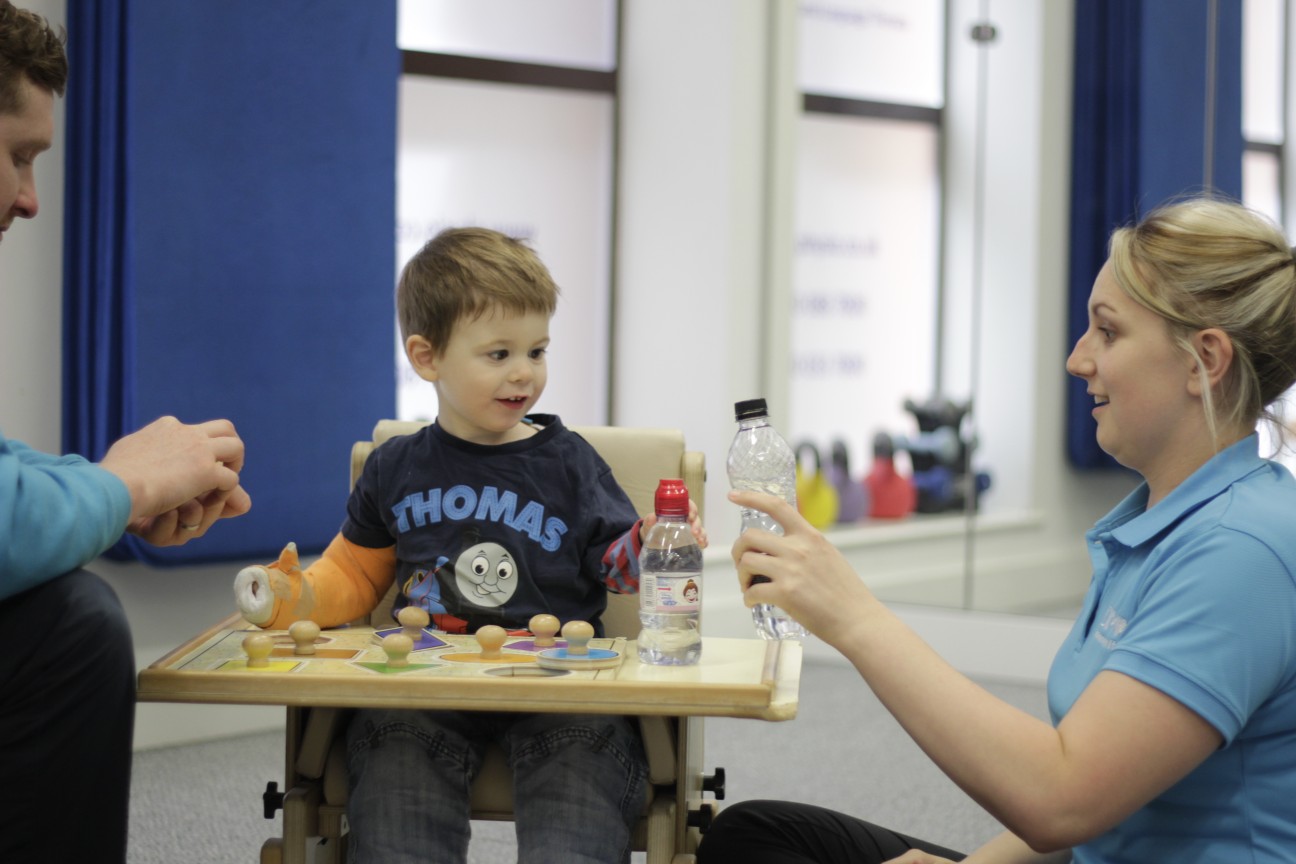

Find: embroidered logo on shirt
[1094,604,1128,650]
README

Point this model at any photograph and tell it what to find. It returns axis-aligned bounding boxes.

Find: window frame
[395,1,623,422]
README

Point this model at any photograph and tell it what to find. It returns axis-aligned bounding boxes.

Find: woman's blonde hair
[1108,196,1296,447]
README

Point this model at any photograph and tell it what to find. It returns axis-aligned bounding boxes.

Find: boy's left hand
[640,499,708,549]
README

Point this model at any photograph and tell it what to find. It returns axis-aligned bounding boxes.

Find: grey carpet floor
[127,658,1048,863]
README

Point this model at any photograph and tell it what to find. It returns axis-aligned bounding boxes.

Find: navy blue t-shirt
[342,415,641,633]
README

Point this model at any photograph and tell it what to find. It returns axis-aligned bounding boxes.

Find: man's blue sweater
[1,429,130,600]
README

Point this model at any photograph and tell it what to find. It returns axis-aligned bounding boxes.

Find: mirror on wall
[393,1,1293,622]
[390,0,1094,619]
[782,1,1064,617]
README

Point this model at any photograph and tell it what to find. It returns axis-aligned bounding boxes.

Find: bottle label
[641,573,701,614]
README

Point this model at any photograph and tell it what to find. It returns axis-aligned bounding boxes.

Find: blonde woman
[700,197,1296,864]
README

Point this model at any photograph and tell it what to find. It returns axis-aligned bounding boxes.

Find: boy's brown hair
[397,227,560,354]
[0,1,68,115]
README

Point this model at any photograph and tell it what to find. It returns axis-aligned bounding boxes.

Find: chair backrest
[349,420,705,637]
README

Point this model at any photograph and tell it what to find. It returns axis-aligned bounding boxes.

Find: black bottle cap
[734,398,769,421]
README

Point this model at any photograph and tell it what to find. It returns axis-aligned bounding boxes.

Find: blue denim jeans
[345,708,647,864]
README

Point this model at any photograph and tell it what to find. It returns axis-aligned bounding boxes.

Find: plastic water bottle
[727,398,808,641]
[637,478,703,665]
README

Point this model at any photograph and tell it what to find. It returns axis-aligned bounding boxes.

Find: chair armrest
[295,708,347,780]
[681,451,706,521]
[639,715,677,785]
[350,441,374,491]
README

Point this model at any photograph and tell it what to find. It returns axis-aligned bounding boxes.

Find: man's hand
[99,416,252,546]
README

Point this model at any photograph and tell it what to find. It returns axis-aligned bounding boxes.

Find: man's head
[0,1,66,113]
[1,0,66,241]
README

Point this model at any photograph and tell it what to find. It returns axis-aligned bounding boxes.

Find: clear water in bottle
[638,479,703,665]
[727,398,809,641]
[737,493,810,641]
[637,546,703,665]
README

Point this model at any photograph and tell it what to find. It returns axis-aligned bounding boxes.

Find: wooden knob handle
[397,605,430,632]
[529,613,560,647]
[288,620,320,655]
[243,633,274,667]
[476,625,507,660]
[561,620,594,656]
[382,632,414,668]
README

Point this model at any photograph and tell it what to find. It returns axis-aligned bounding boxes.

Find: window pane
[398,0,616,71]
[788,113,940,477]
[798,0,944,107]
[396,76,614,424]
[1243,0,1285,143]
[1258,385,1296,479]
[1243,147,1282,223]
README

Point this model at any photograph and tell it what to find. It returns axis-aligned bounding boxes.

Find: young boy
[234,227,704,863]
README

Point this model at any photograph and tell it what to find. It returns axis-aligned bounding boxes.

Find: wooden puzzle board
[173,626,616,678]
[139,615,802,720]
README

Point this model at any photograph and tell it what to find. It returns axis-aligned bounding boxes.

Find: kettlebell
[865,432,916,519]
[830,440,869,524]
[795,442,840,529]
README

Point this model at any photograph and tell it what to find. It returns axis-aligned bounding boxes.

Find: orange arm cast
[258,534,397,629]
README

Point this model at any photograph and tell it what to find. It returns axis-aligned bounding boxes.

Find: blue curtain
[62,1,131,472]
[63,1,399,564]
[1067,0,1243,469]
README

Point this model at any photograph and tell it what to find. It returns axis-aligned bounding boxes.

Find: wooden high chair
[259,420,720,864]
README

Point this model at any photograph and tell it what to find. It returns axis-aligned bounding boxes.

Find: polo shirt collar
[1100,434,1262,548]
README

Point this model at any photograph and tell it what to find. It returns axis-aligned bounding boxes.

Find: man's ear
[405,335,440,382]
[1187,328,1234,396]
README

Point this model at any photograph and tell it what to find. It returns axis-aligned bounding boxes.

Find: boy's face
[0,79,54,245]
[407,306,551,445]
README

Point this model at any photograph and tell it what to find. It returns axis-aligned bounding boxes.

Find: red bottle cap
[654,478,689,519]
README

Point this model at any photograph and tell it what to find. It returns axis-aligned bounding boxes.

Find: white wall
[2,0,1135,749]
[0,0,64,452]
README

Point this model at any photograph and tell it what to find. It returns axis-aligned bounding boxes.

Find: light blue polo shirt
[1048,435,1296,863]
